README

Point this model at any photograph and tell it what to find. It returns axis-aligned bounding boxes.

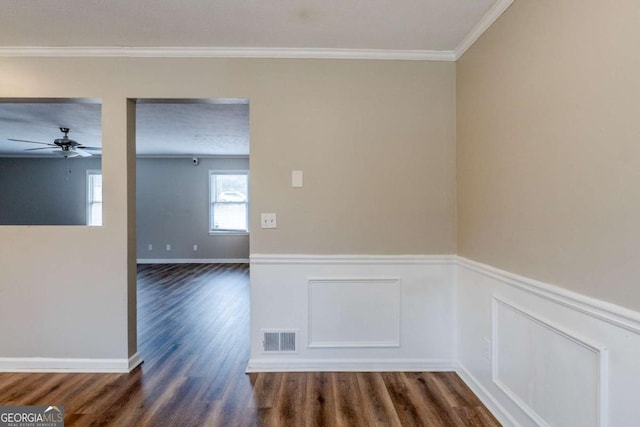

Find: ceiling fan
[8,127,101,158]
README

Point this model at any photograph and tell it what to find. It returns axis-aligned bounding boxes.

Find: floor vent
[263,330,297,353]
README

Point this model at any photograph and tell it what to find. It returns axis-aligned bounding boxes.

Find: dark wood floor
[0,263,500,426]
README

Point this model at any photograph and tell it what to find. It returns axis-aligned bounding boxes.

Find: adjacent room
[0,99,103,226]
[135,99,250,263]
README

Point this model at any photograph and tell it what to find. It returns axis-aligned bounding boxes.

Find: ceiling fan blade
[25,147,55,151]
[77,146,101,151]
[73,148,92,157]
[8,138,52,146]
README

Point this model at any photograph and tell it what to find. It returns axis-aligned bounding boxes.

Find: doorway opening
[133,98,250,369]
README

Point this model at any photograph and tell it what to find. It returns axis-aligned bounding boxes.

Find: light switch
[261,213,277,229]
[292,170,303,188]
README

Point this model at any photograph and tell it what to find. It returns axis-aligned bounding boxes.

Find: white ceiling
[0,100,249,157]
[0,0,504,56]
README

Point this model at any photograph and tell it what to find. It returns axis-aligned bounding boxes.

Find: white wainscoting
[248,254,640,426]
[492,297,607,427]
[457,257,640,427]
[248,254,457,372]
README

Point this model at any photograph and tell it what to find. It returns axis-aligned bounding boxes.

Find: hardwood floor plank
[332,372,369,427]
[355,372,402,427]
[0,264,500,427]
[429,371,482,408]
[381,372,428,427]
[454,406,502,427]
[304,372,337,427]
[251,372,284,409]
[270,372,308,426]
[404,372,465,426]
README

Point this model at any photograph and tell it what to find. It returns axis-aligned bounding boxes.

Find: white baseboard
[246,358,455,373]
[455,362,521,427]
[137,258,249,264]
[250,254,457,265]
[128,352,144,371]
[0,352,143,373]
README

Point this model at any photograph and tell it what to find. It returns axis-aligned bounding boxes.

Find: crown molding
[0,46,456,61]
[453,0,514,60]
[0,1,512,63]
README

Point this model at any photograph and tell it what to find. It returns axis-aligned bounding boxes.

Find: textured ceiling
[0,0,496,52]
[0,100,249,157]
[137,101,249,156]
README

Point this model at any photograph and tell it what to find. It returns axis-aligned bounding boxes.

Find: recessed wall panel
[309,278,401,348]
[493,297,607,427]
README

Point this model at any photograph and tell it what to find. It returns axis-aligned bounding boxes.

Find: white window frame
[209,170,249,234]
[86,170,103,226]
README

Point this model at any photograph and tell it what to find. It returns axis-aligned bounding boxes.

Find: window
[209,171,248,233]
[87,170,103,226]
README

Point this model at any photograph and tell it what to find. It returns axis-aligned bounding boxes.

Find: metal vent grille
[263,331,296,352]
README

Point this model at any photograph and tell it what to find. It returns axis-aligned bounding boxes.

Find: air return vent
[262,330,297,353]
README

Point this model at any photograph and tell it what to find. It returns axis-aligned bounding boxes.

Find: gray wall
[0,156,249,260]
[0,157,101,225]
[136,157,250,260]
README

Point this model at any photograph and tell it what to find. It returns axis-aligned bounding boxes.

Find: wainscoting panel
[308,278,401,348]
[457,257,640,427]
[248,255,456,372]
[492,297,606,427]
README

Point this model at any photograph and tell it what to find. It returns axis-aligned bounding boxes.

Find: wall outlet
[261,213,277,229]
[147,244,153,251]
[166,244,171,251]
[482,337,492,362]
[193,244,198,251]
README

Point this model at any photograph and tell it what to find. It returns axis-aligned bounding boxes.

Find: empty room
[1,0,639,426]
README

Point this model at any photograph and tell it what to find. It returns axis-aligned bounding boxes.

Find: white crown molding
[0,46,456,61]
[250,254,457,265]
[453,0,514,60]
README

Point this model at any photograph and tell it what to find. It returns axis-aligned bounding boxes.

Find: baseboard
[455,362,521,427]
[246,358,455,373]
[137,258,249,264]
[128,352,144,371]
[250,254,457,265]
[0,352,143,373]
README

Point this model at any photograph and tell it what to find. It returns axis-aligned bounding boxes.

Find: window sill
[209,231,250,236]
